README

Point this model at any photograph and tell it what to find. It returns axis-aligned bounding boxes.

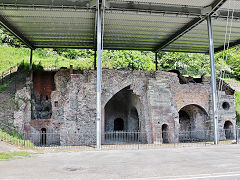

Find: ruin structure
[13,69,236,146]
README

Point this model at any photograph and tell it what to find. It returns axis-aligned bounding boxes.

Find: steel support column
[155,52,158,71]
[96,0,102,149]
[207,16,218,145]
[94,50,97,70]
[29,49,33,70]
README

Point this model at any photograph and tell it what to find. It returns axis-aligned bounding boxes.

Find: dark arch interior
[162,124,169,144]
[224,121,234,140]
[178,104,208,142]
[41,128,47,145]
[104,86,142,144]
[104,86,140,132]
[179,110,191,132]
[114,118,124,131]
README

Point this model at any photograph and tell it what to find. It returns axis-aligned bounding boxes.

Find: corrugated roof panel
[0,7,95,48]
[220,0,240,9]
[162,16,240,53]
[1,0,240,52]
[103,10,194,50]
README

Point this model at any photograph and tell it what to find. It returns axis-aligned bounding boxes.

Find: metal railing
[104,131,144,145]
[0,127,239,150]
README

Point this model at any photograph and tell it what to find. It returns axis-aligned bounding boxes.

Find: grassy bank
[0,129,34,148]
[0,46,93,73]
[0,151,38,160]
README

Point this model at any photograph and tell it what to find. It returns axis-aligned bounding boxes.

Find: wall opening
[104,86,142,144]
[224,121,234,140]
[32,71,55,119]
[162,124,169,144]
[222,102,230,110]
[114,118,124,131]
[104,86,140,132]
[54,101,58,107]
[40,128,46,146]
[178,104,208,142]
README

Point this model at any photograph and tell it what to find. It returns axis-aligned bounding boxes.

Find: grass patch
[0,46,93,74]
[0,129,34,148]
[0,79,12,93]
[0,151,37,160]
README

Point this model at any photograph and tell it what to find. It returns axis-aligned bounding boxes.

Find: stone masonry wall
[13,69,236,146]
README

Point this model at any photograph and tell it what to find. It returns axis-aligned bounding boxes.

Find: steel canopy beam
[106,1,202,15]
[154,0,227,52]
[0,15,34,49]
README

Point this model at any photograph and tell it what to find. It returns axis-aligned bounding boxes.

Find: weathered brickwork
[13,69,236,146]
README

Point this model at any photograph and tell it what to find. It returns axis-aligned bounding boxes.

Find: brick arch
[178,104,208,116]
[175,87,209,114]
[102,80,133,108]
[222,119,234,127]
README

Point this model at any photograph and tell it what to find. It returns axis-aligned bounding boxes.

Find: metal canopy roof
[0,0,239,53]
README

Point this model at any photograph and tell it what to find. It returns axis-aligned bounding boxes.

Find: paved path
[0,141,21,152]
[1,144,240,179]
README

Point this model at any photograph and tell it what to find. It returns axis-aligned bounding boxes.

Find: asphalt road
[1,144,240,179]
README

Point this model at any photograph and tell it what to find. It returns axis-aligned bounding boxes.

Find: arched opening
[40,128,46,146]
[105,86,140,132]
[224,121,234,140]
[104,86,141,144]
[162,124,169,144]
[114,118,124,131]
[178,104,208,142]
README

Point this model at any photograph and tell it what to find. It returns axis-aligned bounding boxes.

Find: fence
[0,122,239,150]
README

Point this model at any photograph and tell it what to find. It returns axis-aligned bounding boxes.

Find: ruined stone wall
[13,69,236,146]
[57,70,152,145]
[33,71,55,101]
[147,71,179,143]
[218,91,236,140]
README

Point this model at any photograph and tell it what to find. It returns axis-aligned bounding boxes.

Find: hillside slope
[0,71,28,126]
